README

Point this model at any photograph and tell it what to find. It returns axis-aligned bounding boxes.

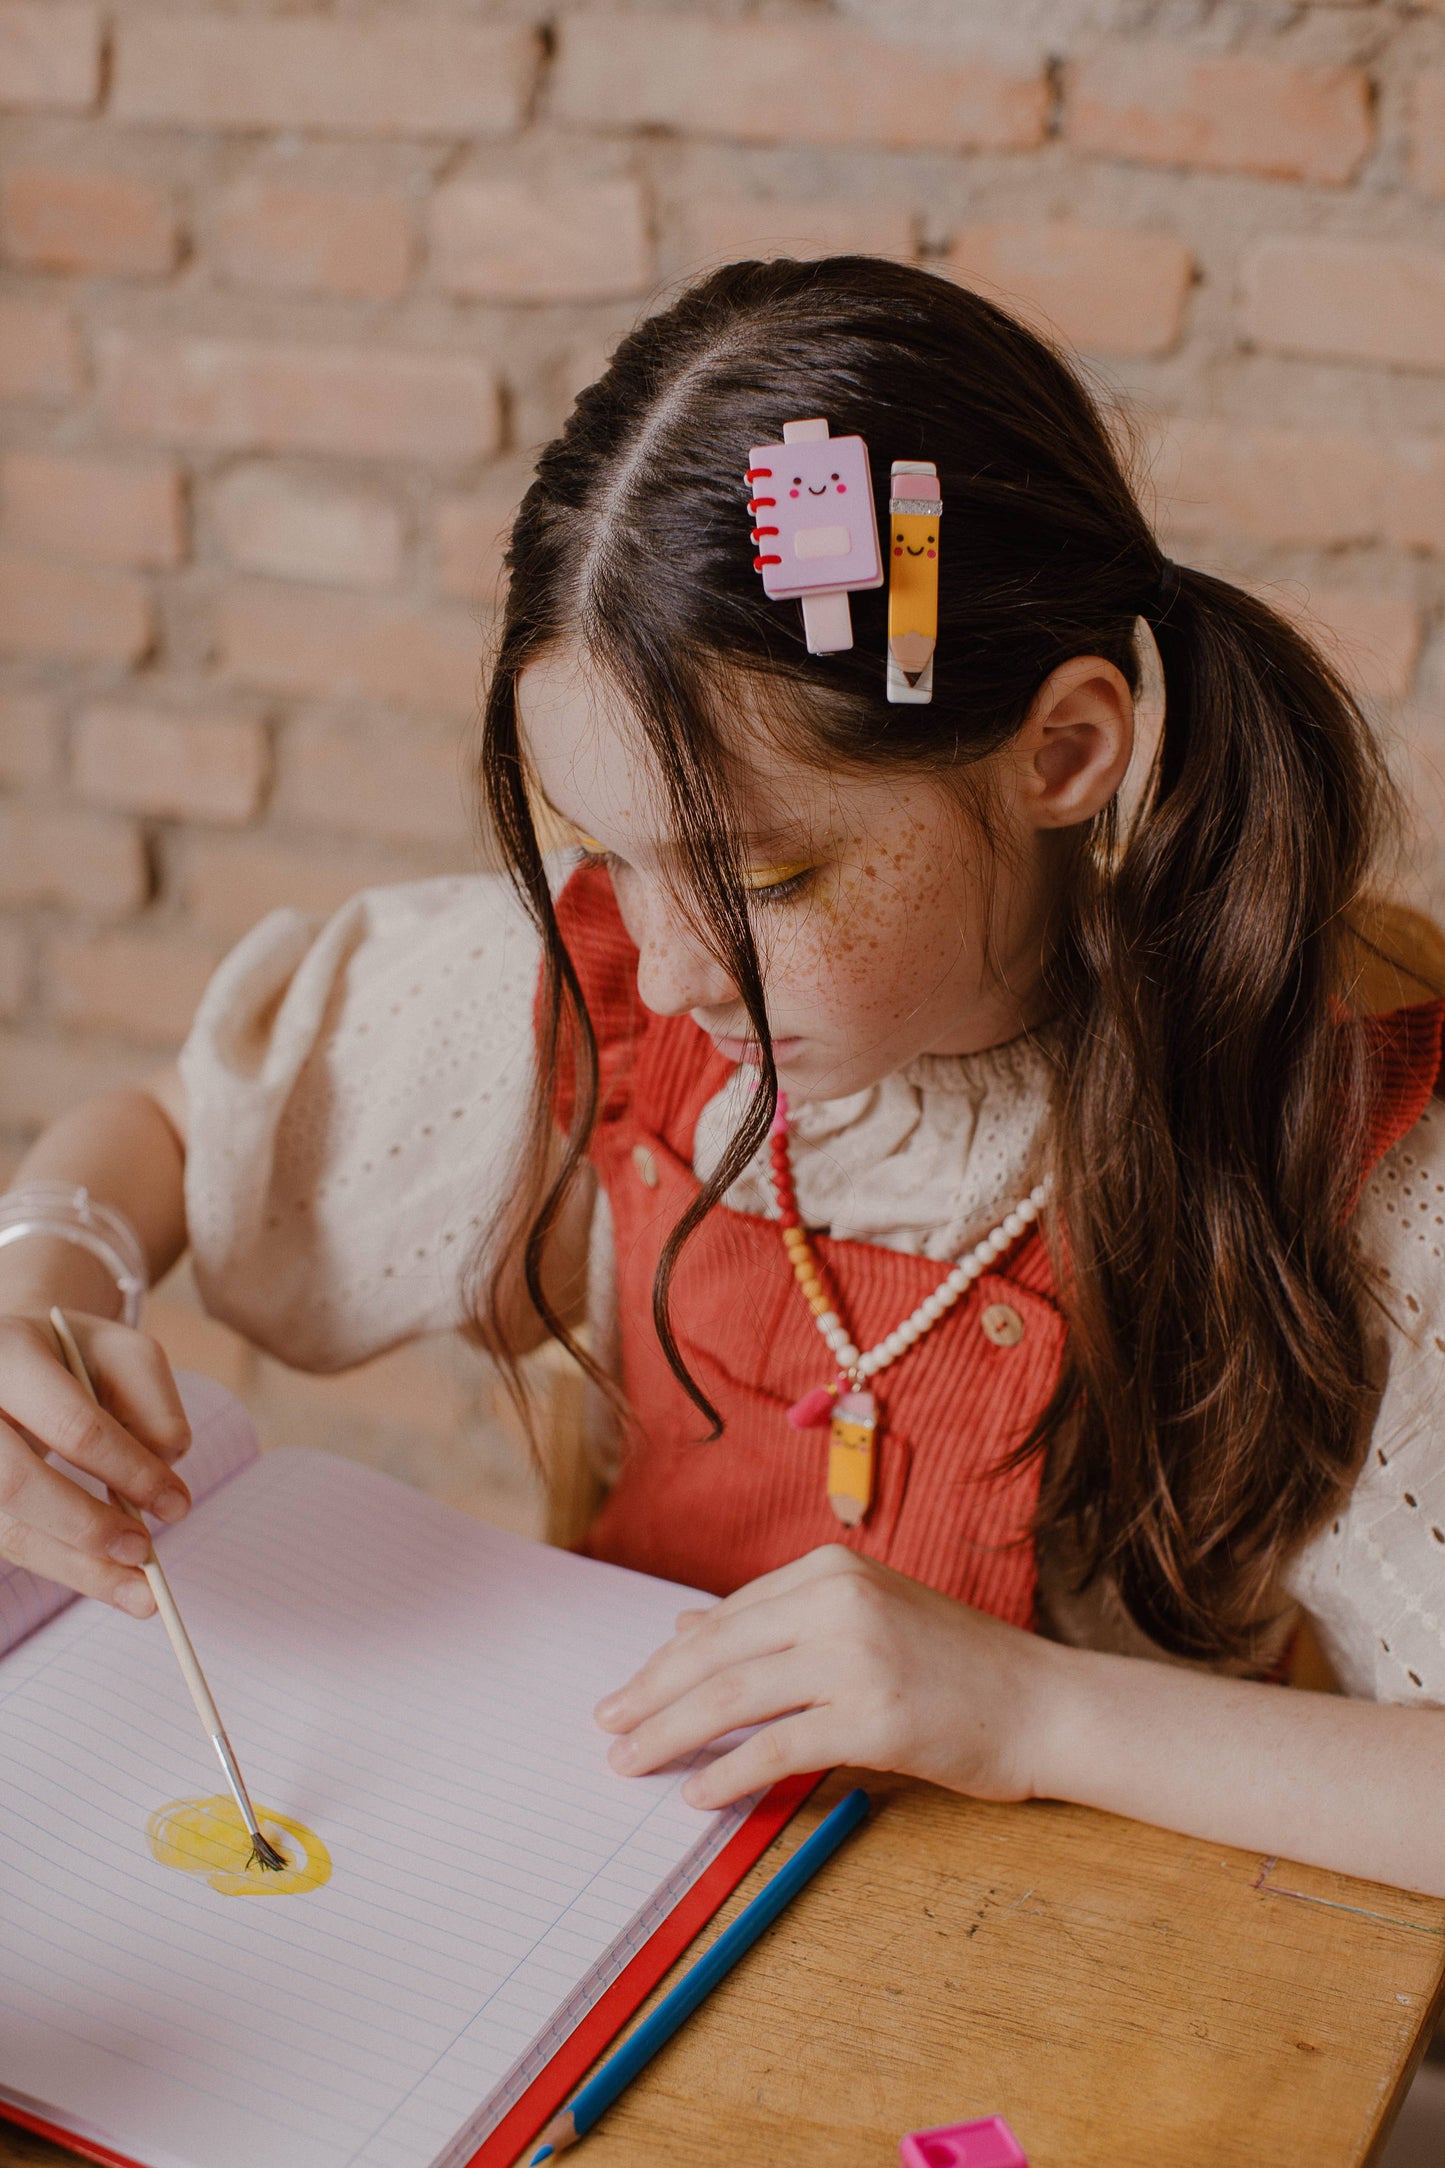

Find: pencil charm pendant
[827,1390,877,1526]
[887,461,941,705]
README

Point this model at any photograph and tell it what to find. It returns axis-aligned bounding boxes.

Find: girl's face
[519,649,1134,1104]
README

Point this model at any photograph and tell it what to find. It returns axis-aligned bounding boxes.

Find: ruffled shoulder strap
[1357,998,1445,1185]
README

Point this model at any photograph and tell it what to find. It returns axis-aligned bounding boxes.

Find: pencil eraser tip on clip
[899,2115,1028,2168]
[745,418,883,654]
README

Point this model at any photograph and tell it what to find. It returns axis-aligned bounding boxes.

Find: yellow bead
[808,1292,831,1316]
[782,1228,809,1252]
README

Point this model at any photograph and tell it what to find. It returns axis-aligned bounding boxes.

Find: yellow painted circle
[146,1795,331,1897]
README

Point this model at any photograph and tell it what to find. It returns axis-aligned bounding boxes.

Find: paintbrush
[48,1306,286,1875]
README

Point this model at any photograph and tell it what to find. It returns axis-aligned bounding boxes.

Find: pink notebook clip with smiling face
[746,418,882,652]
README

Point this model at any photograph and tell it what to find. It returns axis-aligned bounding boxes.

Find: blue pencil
[528,1786,871,2160]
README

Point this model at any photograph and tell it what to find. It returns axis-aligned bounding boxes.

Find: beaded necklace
[769,1091,1052,1526]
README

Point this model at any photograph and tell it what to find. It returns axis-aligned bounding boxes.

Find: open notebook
[0,1377,810,2168]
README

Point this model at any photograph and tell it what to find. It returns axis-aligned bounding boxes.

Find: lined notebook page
[0,1450,750,2168]
[0,1371,257,1662]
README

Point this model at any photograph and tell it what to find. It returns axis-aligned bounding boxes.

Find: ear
[1010,655,1134,830]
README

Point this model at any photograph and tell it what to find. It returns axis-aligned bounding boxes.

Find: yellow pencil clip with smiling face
[887,460,941,705]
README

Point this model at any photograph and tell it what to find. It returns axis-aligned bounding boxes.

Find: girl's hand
[594,1544,1062,1810]
[0,1312,192,1617]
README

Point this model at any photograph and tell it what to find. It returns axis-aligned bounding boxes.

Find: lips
[705,1032,805,1065]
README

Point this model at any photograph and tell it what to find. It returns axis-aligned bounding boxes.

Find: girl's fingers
[0,1452,156,1614]
[0,1414,159,1566]
[598,1593,803,1730]
[681,1709,838,1811]
[0,1319,190,1523]
[70,1316,191,1467]
[671,1545,863,1637]
[607,1651,813,1778]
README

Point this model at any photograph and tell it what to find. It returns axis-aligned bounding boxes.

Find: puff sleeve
[178,875,543,1371]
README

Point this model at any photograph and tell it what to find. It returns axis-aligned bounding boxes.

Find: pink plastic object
[898,2116,1028,2168]
[747,425,882,603]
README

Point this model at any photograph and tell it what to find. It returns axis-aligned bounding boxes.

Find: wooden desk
[5,1772,1444,2168]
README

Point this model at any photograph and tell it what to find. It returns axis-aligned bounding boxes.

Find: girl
[2,258,1443,1895]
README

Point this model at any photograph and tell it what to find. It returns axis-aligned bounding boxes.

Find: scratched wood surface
[4,1773,1443,2168]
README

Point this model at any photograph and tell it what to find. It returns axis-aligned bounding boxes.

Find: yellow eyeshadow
[574,833,605,853]
[739,861,814,892]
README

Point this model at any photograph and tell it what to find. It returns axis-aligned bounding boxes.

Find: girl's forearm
[1032,1638,1445,1898]
[0,1077,189,1316]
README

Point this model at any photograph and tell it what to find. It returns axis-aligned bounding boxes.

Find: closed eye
[741,863,817,906]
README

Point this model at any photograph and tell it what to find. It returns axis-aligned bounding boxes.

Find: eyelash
[578,846,816,907]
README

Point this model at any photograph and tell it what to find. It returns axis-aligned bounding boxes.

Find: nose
[626,884,736,1019]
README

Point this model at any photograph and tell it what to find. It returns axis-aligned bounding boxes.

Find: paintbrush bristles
[249,1832,288,1873]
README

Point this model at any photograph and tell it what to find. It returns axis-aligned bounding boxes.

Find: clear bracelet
[0,1184,148,1327]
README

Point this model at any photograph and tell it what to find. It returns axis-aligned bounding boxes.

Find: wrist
[1017,1632,1100,1804]
[0,1184,147,1326]
[0,1236,127,1321]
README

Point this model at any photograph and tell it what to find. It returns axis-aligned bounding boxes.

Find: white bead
[817,1311,840,1334]
[837,1343,859,1369]
[920,1295,946,1323]
[1002,1211,1024,1240]
[1017,1195,1038,1221]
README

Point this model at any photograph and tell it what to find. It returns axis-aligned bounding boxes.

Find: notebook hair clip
[745,419,883,654]
[887,460,941,703]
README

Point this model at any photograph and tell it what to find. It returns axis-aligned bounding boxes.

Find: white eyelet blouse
[178,871,1445,1705]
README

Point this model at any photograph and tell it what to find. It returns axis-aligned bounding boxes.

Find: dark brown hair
[481,255,1394,1662]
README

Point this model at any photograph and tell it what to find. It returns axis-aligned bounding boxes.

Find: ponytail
[1037,565,1392,1657]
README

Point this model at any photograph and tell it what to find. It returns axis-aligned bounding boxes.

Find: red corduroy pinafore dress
[551,863,1445,1629]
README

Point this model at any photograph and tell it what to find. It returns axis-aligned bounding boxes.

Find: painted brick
[0,803,146,917]
[1064,46,1371,184]
[214,180,412,301]
[1413,74,1445,197]
[1268,587,1422,705]
[219,580,482,720]
[435,461,535,601]
[0,1,100,113]
[97,332,501,463]
[0,1030,152,1129]
[0,920,27,1020]
[551,15,1049,152]
[0,551,152,665]
[676,195,915,267]
[212,464,402,588]
[176,830,456,942]
[2,453,185,569]
[431,175,650,303]
[47,927,221,1045]
[112,15,536,136]
[0,166,179,277]
[0,689,55,786]
[73,702,269,825]
[1155,420,1445,556]
[1242,239,1445,375]
[277,712,473,846]
[0,297,82,402]
[946,221,1193,358]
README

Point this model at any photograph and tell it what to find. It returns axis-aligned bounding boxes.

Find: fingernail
[109,1530,150,1566]
[151,1488,188,1524]
[608,1737,639,1772]
[116,1579,154,1617]
[594,1694,623,1726]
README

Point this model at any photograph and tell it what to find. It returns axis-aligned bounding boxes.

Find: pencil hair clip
[886,460,941,704]
[745,418,883,654]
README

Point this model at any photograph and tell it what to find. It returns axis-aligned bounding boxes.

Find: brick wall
[2,0,1444,1517]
